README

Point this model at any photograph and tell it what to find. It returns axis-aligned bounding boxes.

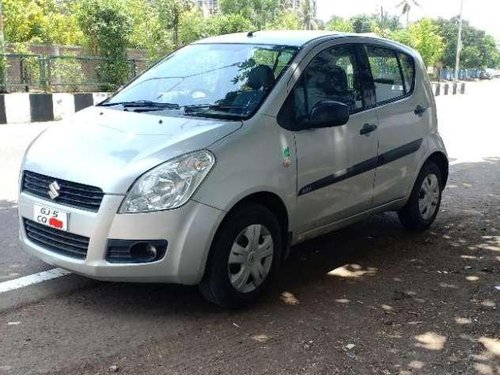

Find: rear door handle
[414,105,428,117]
[360,123,378,135]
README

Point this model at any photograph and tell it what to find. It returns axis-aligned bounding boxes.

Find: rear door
[364,44,428,207]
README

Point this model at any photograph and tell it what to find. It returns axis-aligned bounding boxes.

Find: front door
[278,43,379,235]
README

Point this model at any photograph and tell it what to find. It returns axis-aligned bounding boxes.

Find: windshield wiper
[100,100,180,110]
[183,104,247,114]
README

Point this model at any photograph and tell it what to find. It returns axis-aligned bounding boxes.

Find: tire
[398,161,443,231]
[199,203,282,308]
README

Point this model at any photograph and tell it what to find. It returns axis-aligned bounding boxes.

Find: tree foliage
[390,19,444,67]
[325,16,354,33]
[3,0,499,71]
[435,17,499,69]
[219,0,279,29]
[3,0,83,45]
[77,0,132,89]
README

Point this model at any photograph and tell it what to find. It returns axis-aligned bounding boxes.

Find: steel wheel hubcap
[418,173,440,220]
[228,224,274,293]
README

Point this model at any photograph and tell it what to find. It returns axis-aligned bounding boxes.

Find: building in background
[197,0,218,15]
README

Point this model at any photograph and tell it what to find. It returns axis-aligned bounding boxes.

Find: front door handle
[360,123,378,135]
[414,105,428,117]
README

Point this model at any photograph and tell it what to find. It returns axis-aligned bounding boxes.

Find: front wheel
[199,203,282,308]
[398,161,443,231]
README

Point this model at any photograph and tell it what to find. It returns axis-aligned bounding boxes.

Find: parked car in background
[479,69,494,80]
[18,31,448,308]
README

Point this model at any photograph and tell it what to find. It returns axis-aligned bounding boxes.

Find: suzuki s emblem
[48,181,61,200]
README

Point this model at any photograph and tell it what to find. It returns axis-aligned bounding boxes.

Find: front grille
[24,219,89,259]
[22,170,104,212]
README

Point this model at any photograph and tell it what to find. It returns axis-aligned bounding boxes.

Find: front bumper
[18,192,225,285]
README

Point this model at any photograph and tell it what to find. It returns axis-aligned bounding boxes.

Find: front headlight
[119,150,215,213]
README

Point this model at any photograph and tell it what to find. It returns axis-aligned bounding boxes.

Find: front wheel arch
[199,202,283,307]
[221,192,290,260]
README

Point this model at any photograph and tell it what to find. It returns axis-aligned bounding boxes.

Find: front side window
[104,43,298,119]
[278,44,368,130]
[366,45,413,104]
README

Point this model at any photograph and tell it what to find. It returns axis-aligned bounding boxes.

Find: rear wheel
[398,161,443,231]
[199,203,281,308]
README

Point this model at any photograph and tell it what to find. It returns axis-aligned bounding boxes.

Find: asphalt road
[0,80,499,374]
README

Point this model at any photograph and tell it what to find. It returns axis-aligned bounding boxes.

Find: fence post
[46,57,52,91]
[39,57,49,93]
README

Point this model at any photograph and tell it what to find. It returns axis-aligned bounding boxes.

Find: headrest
[321,65,349,95]
[246,64,275,91]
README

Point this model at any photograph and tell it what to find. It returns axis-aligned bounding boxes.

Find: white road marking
[0,268,71,294]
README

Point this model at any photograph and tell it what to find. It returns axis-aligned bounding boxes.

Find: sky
[316,0,500,41]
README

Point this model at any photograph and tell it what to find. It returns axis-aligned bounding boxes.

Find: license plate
[33,204,68,231]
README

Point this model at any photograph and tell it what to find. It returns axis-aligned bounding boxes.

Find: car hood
[23,107,242,194]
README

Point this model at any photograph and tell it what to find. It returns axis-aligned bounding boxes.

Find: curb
[0,92,111,124]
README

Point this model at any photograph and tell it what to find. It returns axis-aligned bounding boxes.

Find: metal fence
[0,54,147,93]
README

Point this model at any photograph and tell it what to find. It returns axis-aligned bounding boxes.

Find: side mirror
[300,100,350,129]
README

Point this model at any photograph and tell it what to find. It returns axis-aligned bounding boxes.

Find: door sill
[293,198,406,244]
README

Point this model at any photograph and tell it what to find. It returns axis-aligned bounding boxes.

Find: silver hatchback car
[19,31,448,307]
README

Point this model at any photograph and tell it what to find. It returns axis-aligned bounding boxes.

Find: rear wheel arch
[426,151,449,188]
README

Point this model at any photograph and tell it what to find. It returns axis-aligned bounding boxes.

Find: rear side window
[366,45,413,105]
[398,52,415,94]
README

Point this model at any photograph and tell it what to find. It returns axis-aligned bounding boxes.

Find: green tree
[3,0,83,44]
[219,0,279,29]
[376,13,401,33]
[126,0,174,61]
[326,14,400,36]
[350,15,377,33]
[179,7,208,45]
[266,10,301,30]
[435,17,500,69]
[78,0,132,90]
[297,0,317,30]
[164,0,195,47]
[208,14,254,35]
[325,16,354,32]
[391,18,443,67]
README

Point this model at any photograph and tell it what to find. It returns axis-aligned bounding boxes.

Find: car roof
[192,30,417,59]
[194,30,357,47]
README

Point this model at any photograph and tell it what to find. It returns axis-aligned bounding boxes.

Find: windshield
[105,43,298,119]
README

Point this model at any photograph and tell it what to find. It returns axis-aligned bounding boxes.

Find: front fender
[193,114,298,230]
